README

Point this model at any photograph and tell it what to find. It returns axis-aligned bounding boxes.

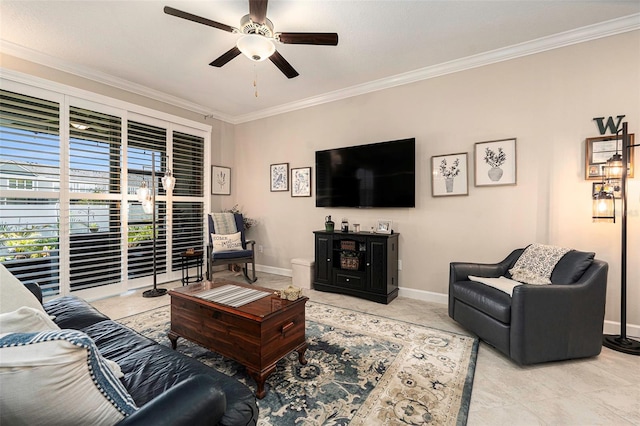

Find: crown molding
[233,13,640,124]
[0,40,234,123]
[2,13,638,125]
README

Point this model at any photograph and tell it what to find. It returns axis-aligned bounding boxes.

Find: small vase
[445,177,454,193]
[488,167,503,181]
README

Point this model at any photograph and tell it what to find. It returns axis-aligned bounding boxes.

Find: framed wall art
[291,167,312,197]
[211,165,231,195]
[431,153,468,197]
[585,134,635,180]
[474,138,517,187]
[593,181,620,200]
[270,163,289,192]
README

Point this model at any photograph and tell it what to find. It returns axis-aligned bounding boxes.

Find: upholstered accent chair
[449,248,608,365]
[206,213,257,284]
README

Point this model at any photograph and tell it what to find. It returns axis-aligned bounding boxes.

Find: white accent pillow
[0,330,137,424]
[468,275,523,296]
[0,263,47,315]
[0,306,60,333]
[211,232,243,252]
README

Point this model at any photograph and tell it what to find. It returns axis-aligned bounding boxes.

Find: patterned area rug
[119,302,478,425]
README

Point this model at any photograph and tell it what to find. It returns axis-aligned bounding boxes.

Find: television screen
[315,138,415,208]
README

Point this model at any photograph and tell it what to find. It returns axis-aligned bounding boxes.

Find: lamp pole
[603,122,640,355]
[143,152,168,298]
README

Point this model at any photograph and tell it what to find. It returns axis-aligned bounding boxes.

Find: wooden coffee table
[168,280,308,399]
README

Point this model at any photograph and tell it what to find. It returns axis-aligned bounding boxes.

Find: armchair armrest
[245,239,255,249]
[510,260,608,364]
[116,375,226,426]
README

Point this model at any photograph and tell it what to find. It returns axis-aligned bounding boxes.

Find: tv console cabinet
[313,230,399,304]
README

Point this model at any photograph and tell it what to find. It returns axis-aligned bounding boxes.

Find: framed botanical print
[431,153,468,197]
[211,165,231,195]
[474,138,517,186]
[291,167,312,197]
[270,163,289,192]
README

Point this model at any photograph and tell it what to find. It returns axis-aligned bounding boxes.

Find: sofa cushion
[0,329,137,425]
[550,250,595,284]
[44,296,110,329]
[451,280,511,323]
[0,263,47,314]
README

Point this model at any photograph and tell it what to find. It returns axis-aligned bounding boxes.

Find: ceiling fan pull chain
[254,65,259,98]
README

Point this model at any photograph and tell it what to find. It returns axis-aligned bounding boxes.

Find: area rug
[119,302,478,425]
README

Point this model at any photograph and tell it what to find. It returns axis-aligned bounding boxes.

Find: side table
[179,250,203,286]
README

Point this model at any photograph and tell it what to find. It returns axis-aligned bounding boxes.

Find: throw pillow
[508,243,571,284]
[0,306,60,334]
[0,263,47,315]
[211,232,243,252]
[0,307,123,378]
[0,330,137,424]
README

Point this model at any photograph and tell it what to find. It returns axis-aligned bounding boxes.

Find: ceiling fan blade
[277,32,338,46]
[249,0,268,24]
[164,6,235,33]
[210,46,242,67]
[269,50,299,79]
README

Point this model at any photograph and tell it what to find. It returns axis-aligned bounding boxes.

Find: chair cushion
[451,280,512,323]
[211,231,243,252]
[211,249,254,260]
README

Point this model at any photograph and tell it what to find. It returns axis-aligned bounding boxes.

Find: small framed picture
[585,134,635,180]
[474,138,517,187]
[375,220,392,234]
[291,167,312,197]
[270,163,289,192]
[593,181,620,199]
[431,153,468,197]
[211,165,231,195]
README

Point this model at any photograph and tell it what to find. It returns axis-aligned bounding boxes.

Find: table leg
[247,365,277,399]
[296,342,308,365]
[168,331,179,350]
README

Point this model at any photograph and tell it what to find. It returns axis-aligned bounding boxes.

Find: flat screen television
[315,138,415,208]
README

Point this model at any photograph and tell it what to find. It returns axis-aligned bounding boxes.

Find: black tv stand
[313,230,399,304]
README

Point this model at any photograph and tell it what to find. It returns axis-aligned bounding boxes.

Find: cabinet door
[368,239,387,293]
[314,234,332,285]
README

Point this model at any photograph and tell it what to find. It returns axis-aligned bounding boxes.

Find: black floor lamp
[600,122,640,355]
[137,152,175,298]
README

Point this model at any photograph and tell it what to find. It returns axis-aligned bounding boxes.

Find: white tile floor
[91,271,640,426]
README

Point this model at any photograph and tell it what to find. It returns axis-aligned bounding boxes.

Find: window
[0,89,61,296]
[1,83,209,298]
[8,178,33,190]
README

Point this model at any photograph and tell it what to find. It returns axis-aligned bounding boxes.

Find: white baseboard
[603,320,640,339]
[398,286,448,305]
[256,264,292,277]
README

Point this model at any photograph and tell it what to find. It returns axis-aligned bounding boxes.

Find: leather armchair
[449,248,608,365]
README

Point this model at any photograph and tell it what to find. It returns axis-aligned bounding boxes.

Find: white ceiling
[1,1,639,123]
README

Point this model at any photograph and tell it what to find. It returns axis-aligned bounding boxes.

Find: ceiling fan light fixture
[237,34,275,62]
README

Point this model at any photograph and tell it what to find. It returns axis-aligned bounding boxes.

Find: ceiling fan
[164,0,339,79]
